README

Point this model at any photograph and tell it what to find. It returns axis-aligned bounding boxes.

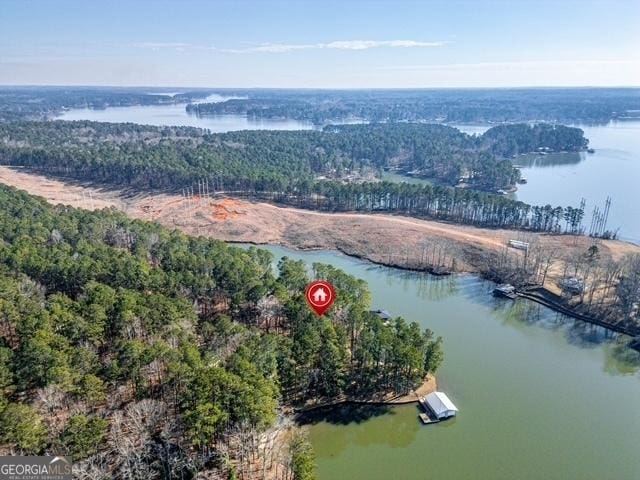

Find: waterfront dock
[493,284,517,299]
[419,412,440,424]
[418,391,458,425]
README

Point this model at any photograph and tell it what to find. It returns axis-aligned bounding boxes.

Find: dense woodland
[187,88,640,124]
[1,88,639,480]
[324,122,587,188]
[0,121,590,233]
[0,185,443,478]
[0,121,588,190]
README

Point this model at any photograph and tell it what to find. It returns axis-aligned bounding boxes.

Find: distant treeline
[0,121,588,192]
[0,121,587,232]
[187,87,640,124]
[3,87,639,125]
[324,122,587,188]
[0,87,214,122]
[0,184,442,476]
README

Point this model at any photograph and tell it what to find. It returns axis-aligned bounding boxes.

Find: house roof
[424,391,458,414]
[370,309,392,320]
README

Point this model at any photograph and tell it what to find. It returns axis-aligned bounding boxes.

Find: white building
[424,391,458,419]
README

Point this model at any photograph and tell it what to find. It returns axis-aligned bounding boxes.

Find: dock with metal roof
[419,391,458,424]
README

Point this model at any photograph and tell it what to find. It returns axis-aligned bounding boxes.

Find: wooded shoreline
[1,165,639,342]
[295,376,437,413]
[238,241,640,340]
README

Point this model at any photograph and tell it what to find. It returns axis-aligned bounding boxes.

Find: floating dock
[493,284,517,300]
[419,412,439,425]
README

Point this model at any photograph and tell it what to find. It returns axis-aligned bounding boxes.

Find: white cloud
[238,39,448,53]
[130,42,193,50]
[132,40,448,54]
[243,43,316,53]
[324,40,447,50]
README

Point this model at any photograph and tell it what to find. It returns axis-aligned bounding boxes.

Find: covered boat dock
[419,391,459,424]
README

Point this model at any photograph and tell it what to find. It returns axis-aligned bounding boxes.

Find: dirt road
[2,166,638,283]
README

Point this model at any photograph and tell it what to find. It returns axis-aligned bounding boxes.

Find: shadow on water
[516,152,584,168]
[495,296,620,348]
[604,339,640,376]
[456,276,495,303]
[296,404,393,426]
[493,294,640,375]
[563,320,618,348]
[303,404,425,452]
[376,267,459,302]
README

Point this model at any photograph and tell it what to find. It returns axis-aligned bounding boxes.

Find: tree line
[0,121,587,193]
[186,87,640,125]
[0,87,215,122]
[0,185,443,478]
[0,121,591,232]
[2,87,639,125]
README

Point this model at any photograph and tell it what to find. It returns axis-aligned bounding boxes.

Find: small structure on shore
[419,391,458,424]
[430,266,451,276]
[493,284,517,299]
[508,239,530,251]
[559,277,585,295]
[370,309,392,321]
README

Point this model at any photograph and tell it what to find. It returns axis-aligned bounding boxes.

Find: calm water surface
[245,244,640,480]
[56,102,640,241]
[514,122,640,244]
[421,122,640,244]
[55,102,640,478]
[57,93,314,132]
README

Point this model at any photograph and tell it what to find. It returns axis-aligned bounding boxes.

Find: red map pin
[305,280,336,316]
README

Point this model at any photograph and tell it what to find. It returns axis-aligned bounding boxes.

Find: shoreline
[1,166,639,339]
[517,288,640,339]
[238,240,640,339]
[295,375,437,414]
[230,240,456,276]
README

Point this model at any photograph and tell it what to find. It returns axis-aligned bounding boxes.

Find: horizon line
[2,84,640,90]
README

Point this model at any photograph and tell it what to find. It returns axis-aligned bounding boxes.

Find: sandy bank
[2,166,639,290]
[296,375,437,413]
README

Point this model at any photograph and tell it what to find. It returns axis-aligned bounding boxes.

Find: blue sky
[1,0,638,87]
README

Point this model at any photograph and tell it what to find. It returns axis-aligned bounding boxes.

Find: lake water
[55,103,640,242]
[56,93,314,132]
[52,102,640,478]
[413,122,640,244]
[249,244,640,480]
[514,122,640,244]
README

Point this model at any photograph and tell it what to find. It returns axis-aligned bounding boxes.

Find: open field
[2,166,639,292]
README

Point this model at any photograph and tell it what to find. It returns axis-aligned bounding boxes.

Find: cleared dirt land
[2,166,639,288]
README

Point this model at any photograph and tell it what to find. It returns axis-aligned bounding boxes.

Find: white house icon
[312,287,328,303]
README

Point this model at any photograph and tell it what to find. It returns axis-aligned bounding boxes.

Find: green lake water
[53,101,640,478]
[248,244,640,480]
